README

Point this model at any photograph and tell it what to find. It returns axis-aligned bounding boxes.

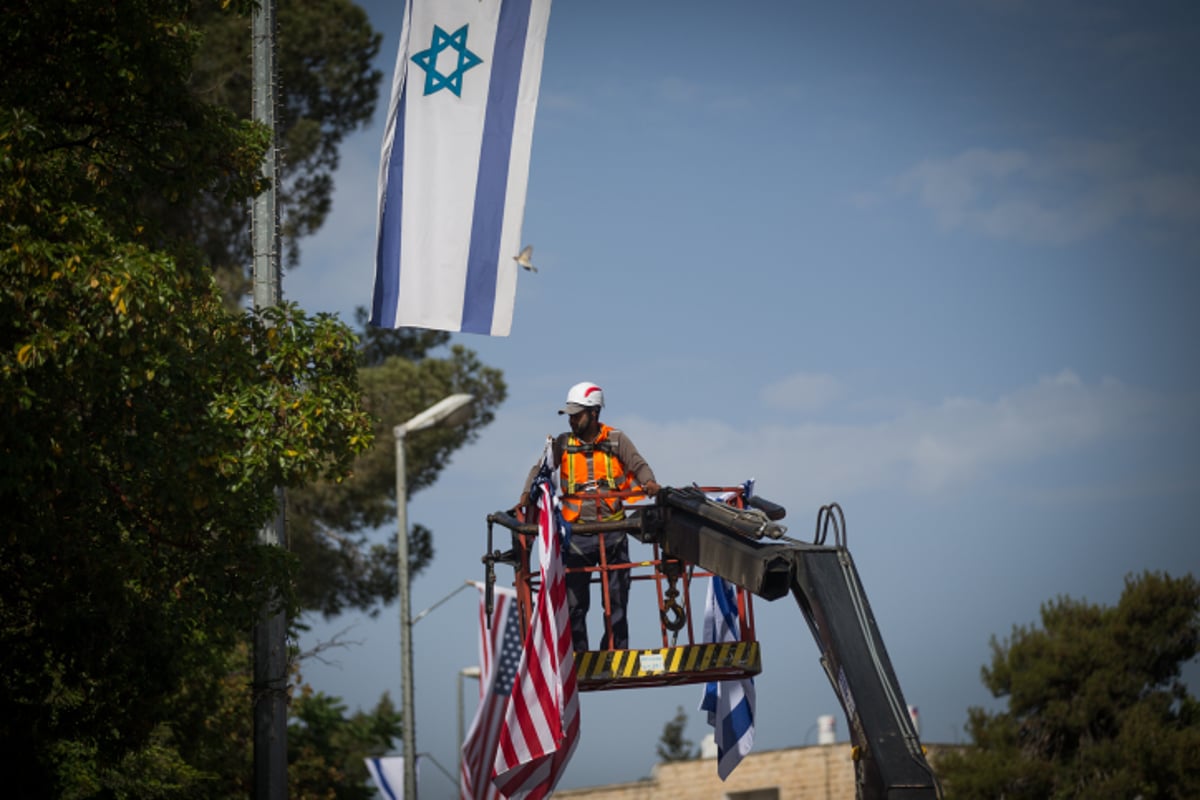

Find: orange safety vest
[559,425,644,522]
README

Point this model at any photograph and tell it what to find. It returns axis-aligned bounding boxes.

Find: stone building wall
[555,743,863,800]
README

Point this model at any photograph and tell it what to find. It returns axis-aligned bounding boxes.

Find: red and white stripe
[491,477,580,799]
[460,585,520,800]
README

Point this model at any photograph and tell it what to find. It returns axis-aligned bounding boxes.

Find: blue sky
[289,1,1199,795]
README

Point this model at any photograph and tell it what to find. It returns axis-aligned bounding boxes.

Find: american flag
[460,584,521,800]
[491,453,580,799]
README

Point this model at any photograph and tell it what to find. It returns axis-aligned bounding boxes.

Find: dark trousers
[564,533,630,651]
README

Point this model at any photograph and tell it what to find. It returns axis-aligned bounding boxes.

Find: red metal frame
[511,486,758,651]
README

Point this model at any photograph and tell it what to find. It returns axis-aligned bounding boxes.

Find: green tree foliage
[0,0,372,793]
[50,642,404,799]
[936,571,1200,799]
[290,315,507,617]
[3,0,508,795]
[187,0,382,295]
[185,0,508,617]
[657,706,700,762]
[289,688,402,800]
[149,640,401,800]
[1,0,267,259]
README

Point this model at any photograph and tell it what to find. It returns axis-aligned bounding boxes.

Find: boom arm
[645,487,943,800]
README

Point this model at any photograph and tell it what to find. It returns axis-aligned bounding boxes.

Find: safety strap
[564,434,622,494]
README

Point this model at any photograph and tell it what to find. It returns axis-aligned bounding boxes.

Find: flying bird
[514,244,536,273]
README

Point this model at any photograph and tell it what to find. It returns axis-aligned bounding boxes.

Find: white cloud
[627,370,1169,501]
[653,76,757,114]
[896,370,1122,491]
[899,148,1031,232]
[539,90,592,114]
[401,370,1185,554]
[893,141,1200,245]
[760,372,844,413]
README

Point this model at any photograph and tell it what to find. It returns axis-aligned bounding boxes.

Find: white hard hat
[558,381,605,415]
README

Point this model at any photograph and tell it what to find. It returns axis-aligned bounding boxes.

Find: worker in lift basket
[520,381,660,652]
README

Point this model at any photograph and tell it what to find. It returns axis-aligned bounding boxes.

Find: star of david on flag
[372,0,553,336]
[411,24,482,97]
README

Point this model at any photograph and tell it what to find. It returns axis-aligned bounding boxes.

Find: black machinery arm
[645,487,943,800]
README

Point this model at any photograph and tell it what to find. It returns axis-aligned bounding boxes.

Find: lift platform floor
[575,641,760,691]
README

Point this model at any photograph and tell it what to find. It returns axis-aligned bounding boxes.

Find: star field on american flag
[493,605,522,696]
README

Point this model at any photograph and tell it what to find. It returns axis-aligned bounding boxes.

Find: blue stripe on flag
[368,757,400,800]
[461,0,534,334]
[718,694,754,750]
[700,575,755,780]
[371,84,407,329]
[713,572,738,627]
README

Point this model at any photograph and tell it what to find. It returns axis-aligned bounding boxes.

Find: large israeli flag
[371,0,552,335]
[699,575,756,780]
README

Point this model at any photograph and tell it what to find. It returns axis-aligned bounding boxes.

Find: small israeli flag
[699,575,756,780]
[372,0,552,336]
[365,755,414,799]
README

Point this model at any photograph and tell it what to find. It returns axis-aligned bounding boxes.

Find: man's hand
[644,480,661,497]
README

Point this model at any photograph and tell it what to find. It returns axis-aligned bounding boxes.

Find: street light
[457,665,482,774]
[396,393,475,800]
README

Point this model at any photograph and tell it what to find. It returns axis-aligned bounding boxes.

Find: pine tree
[657,706,700,762]
[936,571,1200,799]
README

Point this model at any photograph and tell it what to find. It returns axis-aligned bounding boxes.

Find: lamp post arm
[417,752,459,789]
[412,580,475,626]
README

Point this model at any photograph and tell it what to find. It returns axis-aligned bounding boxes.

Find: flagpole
[251,0,287,797]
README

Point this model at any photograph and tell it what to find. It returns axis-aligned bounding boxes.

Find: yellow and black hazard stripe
[575,642,760,690]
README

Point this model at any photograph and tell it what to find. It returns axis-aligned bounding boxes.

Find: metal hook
[660,579,687,633]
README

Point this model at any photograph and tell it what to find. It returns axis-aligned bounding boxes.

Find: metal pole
[457,671,465,773]
[393,395,473,800]
[395,427,418,800]
[252,1,286,798]
[252,0,280,310]
[457,666,481,782]
[253,495,287,800]
[411,580,474,626]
